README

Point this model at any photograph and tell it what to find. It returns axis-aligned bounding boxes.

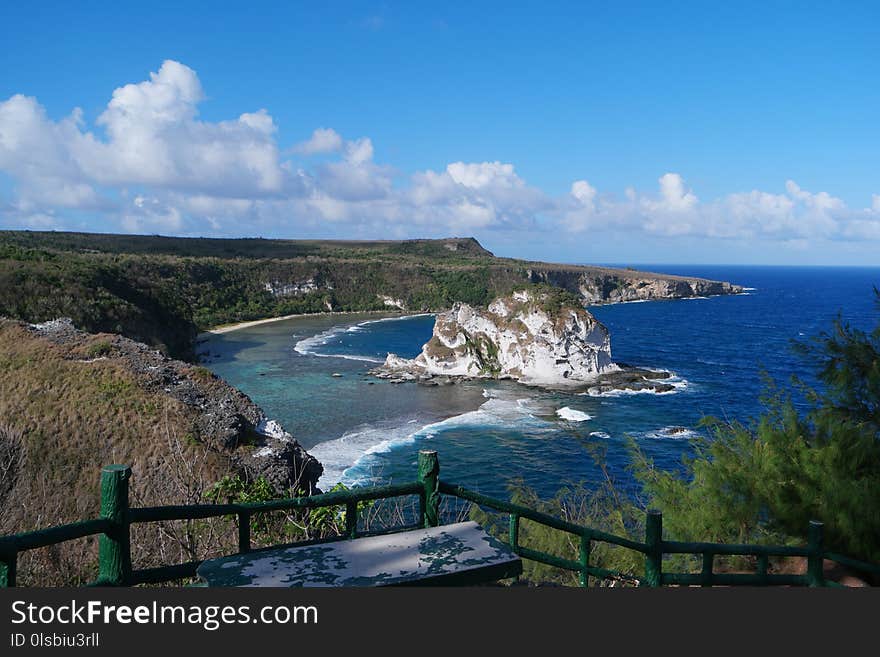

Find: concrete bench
[196,521,522,587]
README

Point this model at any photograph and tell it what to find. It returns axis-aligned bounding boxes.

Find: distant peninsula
[0,231,742,362]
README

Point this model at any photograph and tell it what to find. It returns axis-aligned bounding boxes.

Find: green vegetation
[188,365,215,383]
[520,283,584,315]
[204,475,405,550]
[0,232,512,360]
[85,340,113,358]
[471,467,644,586]
[463,330,502,377]
[0,230,727,361]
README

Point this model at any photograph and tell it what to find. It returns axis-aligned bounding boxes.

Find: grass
[0,320,234,584]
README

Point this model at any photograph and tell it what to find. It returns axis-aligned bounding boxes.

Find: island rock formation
[376,289,616,386]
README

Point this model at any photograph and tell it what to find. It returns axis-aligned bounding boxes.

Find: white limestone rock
[378,295,407,310]
[379,289,615,386]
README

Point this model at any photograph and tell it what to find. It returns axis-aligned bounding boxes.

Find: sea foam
[556,407,592,422]
[293,314,434,363]
[636,426,700,440]
[580,372,689,398]
[311,395,555,489]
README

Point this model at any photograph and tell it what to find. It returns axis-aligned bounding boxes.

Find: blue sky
[1,1,879,265]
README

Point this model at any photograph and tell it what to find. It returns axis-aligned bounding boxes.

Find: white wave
[356,313,434,326]
[310,396,556,489]
[596,298,652,307]
[742,287,757,291]
[418,397,556,435]
[294,314,432,363]
[556,407,592,422]
[637,426,700,440]
[308,421,422,489]
[580,372,689,398]
[589,431,610,439]
[293,326,382,363]
[293,325,347,355]
[325,353,385,363]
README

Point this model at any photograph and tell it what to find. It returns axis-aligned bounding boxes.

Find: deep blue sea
[202,266,879,500]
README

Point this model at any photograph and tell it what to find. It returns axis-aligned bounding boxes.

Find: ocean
[201,265,879,500]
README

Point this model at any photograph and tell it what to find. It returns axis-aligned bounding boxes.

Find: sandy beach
[199,310,410,338]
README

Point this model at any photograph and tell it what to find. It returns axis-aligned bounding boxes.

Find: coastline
[199,309,412,338]
[200,288,745,339]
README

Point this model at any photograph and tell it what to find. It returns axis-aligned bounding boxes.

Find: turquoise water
[202,266,879,500]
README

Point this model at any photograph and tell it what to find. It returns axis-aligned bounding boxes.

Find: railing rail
[2,451,878,588]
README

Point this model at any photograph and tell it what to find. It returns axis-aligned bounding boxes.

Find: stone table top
[196,521,522,587]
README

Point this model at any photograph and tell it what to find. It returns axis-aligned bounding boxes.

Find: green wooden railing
[1,451,878,587]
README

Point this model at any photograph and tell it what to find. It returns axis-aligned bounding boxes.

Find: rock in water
[377,289,616,386]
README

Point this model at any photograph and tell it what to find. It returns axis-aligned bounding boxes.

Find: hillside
[0,231,742,360]
[0,317,321,585]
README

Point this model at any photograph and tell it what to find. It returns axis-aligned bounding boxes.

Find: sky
[1,1,879,265]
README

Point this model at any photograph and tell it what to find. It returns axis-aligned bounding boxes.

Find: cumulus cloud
[0,60,285,213]
[406,161,549,230]
[563,173,880,243]
[121,195,184,233]
[293,128,343,155]
[0,59,878,247]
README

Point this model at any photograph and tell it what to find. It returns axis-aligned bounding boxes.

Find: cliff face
[0,316,324,585]
[379,289,615,385]
[524,267,742,304]
[0,318,322,518]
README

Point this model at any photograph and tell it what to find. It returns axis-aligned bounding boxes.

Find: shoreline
[199,309,413,338]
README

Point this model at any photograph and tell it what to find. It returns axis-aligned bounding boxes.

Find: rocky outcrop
[523,267,743,304]
[375,289,615,386]
[25,318,323,494]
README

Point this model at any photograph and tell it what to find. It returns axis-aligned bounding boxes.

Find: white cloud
[121,195,183,233]
[447,161,516,189]
[0,60,285,206]
[563,172,880,243]
[293,128,343,155]
[344,137,374,165]
[406,161,549,230]
[0,59,879,249]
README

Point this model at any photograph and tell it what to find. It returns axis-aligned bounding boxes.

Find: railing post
[0,551,16,587]
[345,501,358,539]
[238,512,251,553]
[98,464,132,586]
[418,450,440,528]
[644,509,663,587]
[757,554,769,585]
[508,513,520,551]
[579,534,591,588]
[807,520,825,587]
[701,552,713,587]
